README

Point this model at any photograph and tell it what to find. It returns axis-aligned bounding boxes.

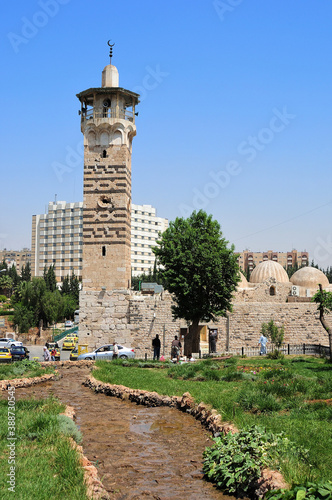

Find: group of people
[43,346,57,361]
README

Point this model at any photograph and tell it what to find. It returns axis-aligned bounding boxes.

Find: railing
[83,108,134,122]
[223,343,330,358]
[53,326,78,342]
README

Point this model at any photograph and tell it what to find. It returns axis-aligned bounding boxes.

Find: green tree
[61,294,77,320]
[61,275,71,295]
[21,262,31,282]
[153,210,240,354]
[8,265,20,289]
[69,272,80,304]
[312,284,332,360]
[261,320,285,350]
[0,275,13,292]
[44,265,57,292]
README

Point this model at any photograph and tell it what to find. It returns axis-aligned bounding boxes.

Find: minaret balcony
[83,107,134,123]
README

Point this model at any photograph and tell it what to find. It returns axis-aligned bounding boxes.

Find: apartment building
[0,248,31,273]
[31,201,83,281]
[31,201,168,282]
[131,204,168,277]
[237,249,309,273]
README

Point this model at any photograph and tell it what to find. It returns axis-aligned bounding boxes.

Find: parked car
[0,337,23,348]
[62,337,76,350]
[66,332,78,341]
[45,342,60,361]
[0,347,12,363]
[69,345,78,361]
[77,344,135,361]
[10,346,29,362]
[65,320,74,328]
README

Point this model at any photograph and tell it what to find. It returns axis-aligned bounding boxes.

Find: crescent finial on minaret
[107,40,115,63]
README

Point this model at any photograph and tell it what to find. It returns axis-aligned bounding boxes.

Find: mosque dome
[250,260,289,284]
[237,273,249,288]
[290,266,329,289]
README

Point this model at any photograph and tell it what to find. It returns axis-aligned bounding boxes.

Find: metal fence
[224,343,330,358]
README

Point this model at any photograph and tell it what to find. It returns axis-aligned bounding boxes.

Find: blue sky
[1,0,332,268]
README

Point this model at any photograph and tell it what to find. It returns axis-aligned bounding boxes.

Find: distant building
[131,204,168,277]
[237,249,309,273]
[31,201,168,281]
[31,201,83,281]
[0,248,31,273]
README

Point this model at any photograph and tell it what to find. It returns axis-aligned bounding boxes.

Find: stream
[13,365,237,499]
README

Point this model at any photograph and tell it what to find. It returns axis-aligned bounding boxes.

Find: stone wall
[79,288,331,357]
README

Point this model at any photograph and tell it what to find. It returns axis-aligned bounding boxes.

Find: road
[26,337,71,362]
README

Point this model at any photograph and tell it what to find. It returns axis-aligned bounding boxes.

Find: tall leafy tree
[8,265,20,289]
[21,262,31,282]
[61,275,71,295]
[312,284,332,361]
[69,272,80,304]
[44,265,57,292]
[153,210,240,354]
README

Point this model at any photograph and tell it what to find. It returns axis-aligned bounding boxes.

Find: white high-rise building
[32,201,168,281]
[131,204,168,277]
[31,201,83,281]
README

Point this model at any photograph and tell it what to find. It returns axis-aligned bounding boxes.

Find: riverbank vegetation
[0,359,55,381]
[93,355,332,491]
[0,396,87,500]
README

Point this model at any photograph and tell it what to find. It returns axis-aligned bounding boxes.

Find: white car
[77,344,135,361]
[0,337,23,348]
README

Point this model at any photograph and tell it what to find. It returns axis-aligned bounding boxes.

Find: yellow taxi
[69,345,79,361]
[66,330,78,341]
[62,336,77,350]
[0,347,12,363]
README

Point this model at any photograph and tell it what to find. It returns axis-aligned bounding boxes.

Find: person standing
[152,334,161,361]
[50,347,57,361]
[43,346,51,362]
[258,334,268,355]
[209,329,218,353]
[171,335,182,363]
[112,342,119,360]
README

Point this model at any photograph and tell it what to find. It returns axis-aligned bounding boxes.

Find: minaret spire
[107,40,115,65]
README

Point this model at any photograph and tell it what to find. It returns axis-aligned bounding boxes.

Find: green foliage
[0,294,8,302]
[131,262,163,291]
[261,319,285,349]
[312,289,332,314]
[0,274,13,290]
[20,261,31,281]
[203,426,302,496]
[56,415,82,443]
[266,481,332,499]
[267,349,285,360]
[44,264,57,292]
[153,210,240,325]
[0,359,55,380]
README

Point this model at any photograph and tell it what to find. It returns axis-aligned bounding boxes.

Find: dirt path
[14,365,236,499]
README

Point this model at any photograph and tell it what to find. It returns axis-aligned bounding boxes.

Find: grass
[93,355,332,487]
[0,396,88,500]
[0,359,55,381]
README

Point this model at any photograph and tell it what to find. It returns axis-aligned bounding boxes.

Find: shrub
[265,480,332,499]
[57,415,82,443]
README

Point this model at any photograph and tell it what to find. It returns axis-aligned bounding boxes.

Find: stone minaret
[77,44,139,292]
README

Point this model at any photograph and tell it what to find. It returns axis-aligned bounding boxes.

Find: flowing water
[13,366,237,499]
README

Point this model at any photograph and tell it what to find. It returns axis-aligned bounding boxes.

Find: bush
[267,349,285,360]
[203,426,308,496]
[265,481,332,499]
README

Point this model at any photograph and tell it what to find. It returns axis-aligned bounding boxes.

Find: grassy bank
[93,355,332,487]
[0,359,55,381]
[0,395,88,500]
